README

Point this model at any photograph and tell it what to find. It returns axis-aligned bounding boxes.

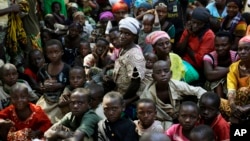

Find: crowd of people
[0,0,250,140]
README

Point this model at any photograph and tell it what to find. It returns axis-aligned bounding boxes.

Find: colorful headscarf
[145,31,170,45]
[239,35,250,43]
[99,11,114,21]
[119,17,140,35]
[112,1,128,13]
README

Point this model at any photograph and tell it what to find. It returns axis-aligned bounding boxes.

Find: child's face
[30,51,45,69]
[79,43,90,57]
[137,7,148,16]
[90,90,102,109]
[109,31,120,48]
[137,102,156,129]
[178,105,199,130]
[69,26,80,38]
[70,92,89,117]
[74,15,85,26]
[46,44,63,63]
[2,66,18,86]
[142,19,153,33]
[11,88,29,111]
[53,3,61,14]
[199,98,218,122]
[154,37,171,56]
[103,97,123,123]
[145,54,158,69]
[155,6,168,21]
[42,32,51,44]
[214,36,231,56]
[95,40,107,55]
[152,61,172,84]
[69,69,85,89]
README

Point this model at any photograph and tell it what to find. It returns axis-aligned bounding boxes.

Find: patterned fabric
[113,45,146,96]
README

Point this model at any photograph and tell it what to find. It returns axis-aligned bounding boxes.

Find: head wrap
[67,2,78,10]
[145,31,170,45]
[191,7,210,23]
[239,35,250,43]
[119,17,140,35]
[73,11,85,18]
[99,11,114,21]
[135,0,152,8]
[153,0,167,8]
[226,0,243,10]
[112,1,128,13]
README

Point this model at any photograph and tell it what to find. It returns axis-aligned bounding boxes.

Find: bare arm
[204,61,229,81]
[0,4,19,16]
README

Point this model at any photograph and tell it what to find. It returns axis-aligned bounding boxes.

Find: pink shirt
[165,124,190,141]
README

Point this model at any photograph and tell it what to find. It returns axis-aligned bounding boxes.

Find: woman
[220,0,247,50]
[226,35,250,124]
[112,17,146,119]
[145,31,185,81]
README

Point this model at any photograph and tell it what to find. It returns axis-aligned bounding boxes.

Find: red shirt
[24,68,39,82]
[0,103,51,133]
[179,29,215,70]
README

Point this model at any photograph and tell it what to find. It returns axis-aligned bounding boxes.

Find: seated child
[0,83,51,141]
[88,83,105,119]
[36,39,70,124]
[143,52,158,85]
[44,88,100,141]
[199,92,230,141]
[189,124,215,141]
[51,1,66,24]
[0,63,39,110]
[141,60,206,130]
[165,101,200,141]
[58,66,87,114]
[140,132,170,141]
[98,91,139,141]
[73,39,91,67]
[134,98,164,136]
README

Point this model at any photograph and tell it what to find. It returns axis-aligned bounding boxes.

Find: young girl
[62,22,83,65]
[36,39,70,124]
[51,1,65,24]
[165,101,200,141]
[72,39,91,67]
[134,98,164,136]
[0,83,51,141]
[58,66,87,114]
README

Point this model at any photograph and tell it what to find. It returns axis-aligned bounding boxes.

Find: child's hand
[61,93,71,102]
[28,130,42,139]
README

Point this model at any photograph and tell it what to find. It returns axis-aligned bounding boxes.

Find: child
[51,1,66,24]
[88,83,105,119]
[144,52,158,84]
[189,124,215,141]
[98,91,139,141]
[137,9,160,54]
[36,39,70,124]
[72,39,92,67]
[58,66,87,114]
[0,83,51,141]
[108,26,120,61]
[165,101,199,141]
[199,92,230,141]
[134,98,164,136]
[0,63,39,110]
[140,132,170,141]
[44,88,100,141]
[141,60,206,130]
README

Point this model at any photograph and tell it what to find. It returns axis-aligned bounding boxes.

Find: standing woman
[220,0,247,50]
[113,17,146,119]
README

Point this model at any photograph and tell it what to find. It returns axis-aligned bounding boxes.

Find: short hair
[70,66,86,77]
[0,63,17,80]
[180,101,199,112]
[153,60,170,71]
[87,83,105,97]
[71,88,91,102]
[10,83,28,96]
[140,132,171,141]
[190,124,215,141]
[144,52,158,60]
[96,37,109,45]
[103,91,124,105]
[45,39,63,50]
[109,26,119,34]
[28,49,44,61]
[215,31,233,43]
[136,98,156,110]
[51,1,61,10]
[199,92,221,109]
[142,13,154,22]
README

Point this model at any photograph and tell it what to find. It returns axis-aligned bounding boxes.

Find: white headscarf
[119,17,140,35]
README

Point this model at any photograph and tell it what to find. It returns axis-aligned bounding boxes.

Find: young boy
[143,52,158,85]
[0,83,51,140]
[141,60,206,130]
[199,92,230,141]
[98,91,139,141]
[0,63,39,110]
[190,124,215,141]
[88,83,105,119]
[165,101,200,141]
[134,98,164,136]
[44,88,100,141]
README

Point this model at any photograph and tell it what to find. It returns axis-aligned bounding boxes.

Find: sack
[182,60,199,83]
